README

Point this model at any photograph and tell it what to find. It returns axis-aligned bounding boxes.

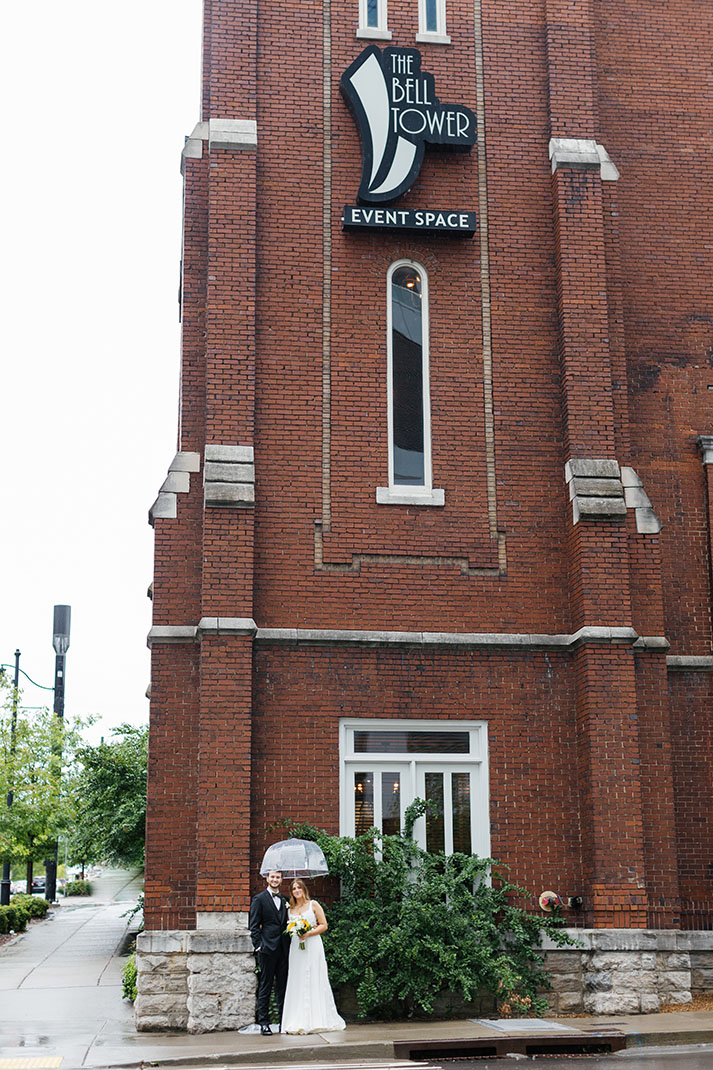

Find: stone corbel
[149,452,201,526]
[549,138,620,181]
[204,444,255,508]
[565,459,627,524]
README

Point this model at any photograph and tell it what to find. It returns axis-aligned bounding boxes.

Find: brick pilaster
[546,0,648,926]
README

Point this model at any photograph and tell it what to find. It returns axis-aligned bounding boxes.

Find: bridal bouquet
[285,916,313,950]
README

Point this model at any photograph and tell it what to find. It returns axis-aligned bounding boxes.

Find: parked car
[31,876,46,894]
[10,880,27,894]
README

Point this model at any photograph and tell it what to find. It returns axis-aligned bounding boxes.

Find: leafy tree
[277,803,575,1019]
[70,724,148,869]
[0,678,81,888]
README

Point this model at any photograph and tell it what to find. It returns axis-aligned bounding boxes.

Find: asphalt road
[432,1043,713,1068]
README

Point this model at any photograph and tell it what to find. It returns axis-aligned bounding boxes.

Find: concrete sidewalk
[1,871,713,1069]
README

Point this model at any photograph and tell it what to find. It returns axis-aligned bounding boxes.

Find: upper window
[377,260,444,506]
[357,0,391,39]
[340,719,491,857]
[417,0,450,42]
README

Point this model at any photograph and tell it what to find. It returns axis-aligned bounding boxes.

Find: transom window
[340,719,490,856]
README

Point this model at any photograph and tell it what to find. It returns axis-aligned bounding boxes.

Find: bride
[281,879,346,1034]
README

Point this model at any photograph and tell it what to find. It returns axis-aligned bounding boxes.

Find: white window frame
[376,259,445,507]
[357,0,392,40]
[340,718,491,859]
[416,0,451,44]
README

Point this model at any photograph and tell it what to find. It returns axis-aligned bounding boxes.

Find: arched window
[357,0,391,39]
[417,0,450,42]
[377,261,444,505]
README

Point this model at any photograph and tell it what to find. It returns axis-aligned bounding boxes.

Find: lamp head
[52,605,71,655]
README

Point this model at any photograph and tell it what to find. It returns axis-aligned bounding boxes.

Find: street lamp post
[45,606,71,903]
[0,650,21,906]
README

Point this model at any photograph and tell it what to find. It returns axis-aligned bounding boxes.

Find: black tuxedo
[249,888,290,1025]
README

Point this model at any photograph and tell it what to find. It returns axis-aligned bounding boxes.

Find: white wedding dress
[281,902,346,1034]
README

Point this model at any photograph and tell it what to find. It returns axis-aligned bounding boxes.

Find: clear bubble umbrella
[259,837,329,878]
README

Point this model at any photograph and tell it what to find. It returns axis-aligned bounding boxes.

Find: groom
[249,870,290,1034]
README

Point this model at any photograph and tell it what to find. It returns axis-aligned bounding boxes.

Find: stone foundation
[135,917,256,1033]
[543,930,713,1015]
[135,926,713,1030]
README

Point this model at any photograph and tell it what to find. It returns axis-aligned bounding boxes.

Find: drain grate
[394,1031,626,1060]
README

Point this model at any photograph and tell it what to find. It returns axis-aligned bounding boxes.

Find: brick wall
[145,0,713,933]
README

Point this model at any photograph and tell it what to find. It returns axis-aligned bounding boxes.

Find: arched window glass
[417,0,450,42]
[391,265,425,485]
[378,261,443,506]
[358,0,390,37]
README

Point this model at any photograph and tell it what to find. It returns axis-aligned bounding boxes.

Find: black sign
[343,205,476,235]
[341,47,477,205]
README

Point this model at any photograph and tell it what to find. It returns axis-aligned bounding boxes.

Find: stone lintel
[620,466,643,488]
[197,617,257,637]
[204,482,255,507]
[147,625,198,648]
[573,496,628,521]
[149,493,177,524]
[566,458,621,481]
[205,444,254,463]
[161,471,190,495]
[549,137,601,172]
[570,477,624,499]
[204,461,255,484]
[208,118,258,152]
[666,655,713,671]
[633,635,671,651]
[169,451,201,473]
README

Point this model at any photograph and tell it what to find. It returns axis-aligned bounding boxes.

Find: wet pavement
[2,872,713,1070]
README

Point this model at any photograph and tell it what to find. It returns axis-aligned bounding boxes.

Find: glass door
[345,763,410,838]
[415,764,478,855]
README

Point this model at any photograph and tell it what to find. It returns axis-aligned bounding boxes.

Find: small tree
[69,724,148,870]
[277,804,575,1019]
[0,679,81,889]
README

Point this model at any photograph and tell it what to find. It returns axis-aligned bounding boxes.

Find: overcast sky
[1,1,203,741]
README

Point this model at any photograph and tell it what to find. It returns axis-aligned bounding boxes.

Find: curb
[85,1027,713,1069]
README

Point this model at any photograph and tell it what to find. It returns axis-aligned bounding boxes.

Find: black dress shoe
[260,1025,272,1035]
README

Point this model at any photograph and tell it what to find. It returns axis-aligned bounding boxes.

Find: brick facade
[138,0,713,1030]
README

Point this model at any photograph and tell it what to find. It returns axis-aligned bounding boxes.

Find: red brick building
[136,0,713,1032]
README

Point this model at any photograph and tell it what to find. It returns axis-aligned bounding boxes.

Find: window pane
[391,267,424,486]
[425,772,445,852]
[452,772,471,854]
[382,773,401,835]
[354,730,469,754]
[354,772,374,835]
[367,0,379,27]
[425,0,438,32]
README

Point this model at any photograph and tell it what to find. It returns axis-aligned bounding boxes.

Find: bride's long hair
[289,878,310,908]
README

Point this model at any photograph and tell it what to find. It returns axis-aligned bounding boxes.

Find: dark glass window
[425,0,438,31]
[354,772,374,835]
[452,772,471,853]
[382,773,401,836]
[367,0,379,26]
[425,772,445,852]
[391,266,424,486]
[354,730,469,754]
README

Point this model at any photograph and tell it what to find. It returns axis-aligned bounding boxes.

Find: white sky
[1,1,204,742]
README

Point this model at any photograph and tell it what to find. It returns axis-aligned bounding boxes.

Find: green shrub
[122,951,137,1001]
[11,894,50,919]
[277,802,576,1019]
[0,903,29,934]
[64,879,91,897]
